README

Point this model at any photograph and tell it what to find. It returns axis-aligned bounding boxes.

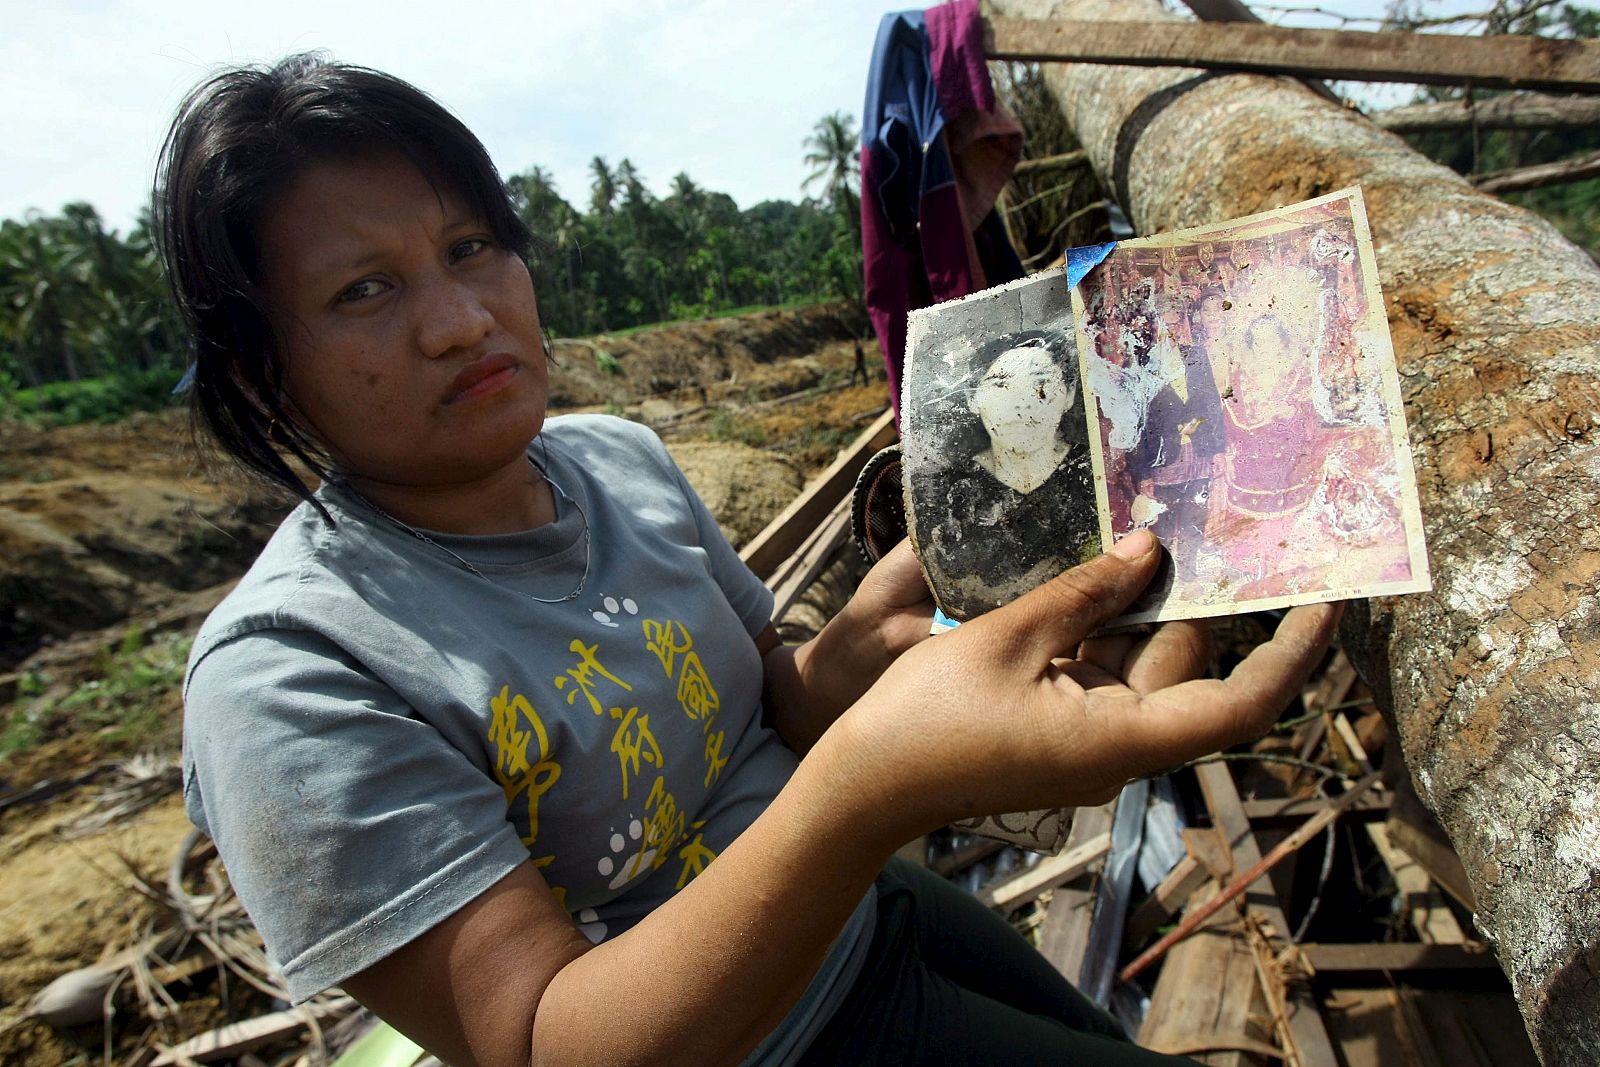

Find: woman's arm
[343,531,1342,1067]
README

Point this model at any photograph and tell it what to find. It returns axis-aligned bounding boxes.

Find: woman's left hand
[846,539,938,661]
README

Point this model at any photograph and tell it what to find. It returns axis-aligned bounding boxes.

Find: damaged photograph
[1074,188,1432,624]
[900,269,1101,621]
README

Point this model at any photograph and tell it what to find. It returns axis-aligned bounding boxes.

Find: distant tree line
[0,114,864,400]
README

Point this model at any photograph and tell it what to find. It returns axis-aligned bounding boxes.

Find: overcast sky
[0,0,1507,234]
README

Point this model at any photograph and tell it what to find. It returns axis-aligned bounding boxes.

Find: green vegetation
[707,407,769,448]
[2,114,869,426]
[10,366,185,425]
[1,628,192,760]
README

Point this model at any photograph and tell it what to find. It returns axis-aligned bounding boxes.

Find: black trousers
[797,859,1200,1066]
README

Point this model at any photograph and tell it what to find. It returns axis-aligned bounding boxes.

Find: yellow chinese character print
[641,774,687,871]
[642,618,693,678]
[702,729,728,788]
[676,651,721,725]
[675,825,717,890]
[608,705,663,801]
[487,686,562,847]
[553,639,631,716]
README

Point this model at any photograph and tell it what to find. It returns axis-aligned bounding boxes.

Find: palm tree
[0,214,86,382]
[803,112,861,242]
[588,156,616,216]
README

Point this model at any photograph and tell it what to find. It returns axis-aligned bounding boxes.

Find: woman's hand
[843,539,939,659]
[825,528,1341,842]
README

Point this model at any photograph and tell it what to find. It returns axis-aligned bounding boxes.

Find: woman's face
[972,345,1070,441]
[258,150,548,492]
[1247,322,1287,364]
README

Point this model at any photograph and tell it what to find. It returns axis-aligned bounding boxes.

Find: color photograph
[1074,188,1432,624]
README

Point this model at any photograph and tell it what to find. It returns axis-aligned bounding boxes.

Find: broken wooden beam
[1240,791,1390,827]
[1473,147,1600,193]
[1137,879,1273,1066]
[1035,800,1117,985]
[1192,760,1341,1067]
[1121,773,1382,983]
[1373,91,1600,133]
[983,16,1600,94]
[976,831,1112,912]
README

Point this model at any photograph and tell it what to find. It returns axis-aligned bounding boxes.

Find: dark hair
[153,53,534,513]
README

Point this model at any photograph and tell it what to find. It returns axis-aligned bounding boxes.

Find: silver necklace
[344,451,592,605]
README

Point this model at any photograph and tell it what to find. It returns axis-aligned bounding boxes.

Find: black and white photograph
[900,270,1101,621]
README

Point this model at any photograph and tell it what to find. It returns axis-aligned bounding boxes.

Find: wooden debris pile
[920,642,1539,1067]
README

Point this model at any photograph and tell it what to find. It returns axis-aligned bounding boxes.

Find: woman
[164,55,1338,1067]
[969,340,1074,496]
[1215,315,1403,599]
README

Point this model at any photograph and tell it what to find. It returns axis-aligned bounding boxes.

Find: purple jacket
[860,0,1025,419]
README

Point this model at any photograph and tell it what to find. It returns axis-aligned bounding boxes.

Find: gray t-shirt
[183,414,872,1063]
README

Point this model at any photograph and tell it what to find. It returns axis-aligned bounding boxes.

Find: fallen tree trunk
[989,2,1600,1063]
[1374,92,1600,133]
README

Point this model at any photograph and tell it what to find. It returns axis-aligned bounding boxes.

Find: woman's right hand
[827,528,1341,843]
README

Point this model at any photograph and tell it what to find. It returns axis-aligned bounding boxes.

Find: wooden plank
[1035,801,1116,984]
[1195,761,1341,1067]
[768,497,852,618]
[1332,714,1467,945]
[1320,986,1537,1067]
[738,408,895,579]
[1185,826,1234,879]
[1241,791,1390,827]
[1301,942,1500,975]
[976,831,1111,911]
[1390,986,1450,1067]
[1124,853,1209,951]
[1368,823,1467,944]
[984,17,1600,94]
[1138,880,1270,1067]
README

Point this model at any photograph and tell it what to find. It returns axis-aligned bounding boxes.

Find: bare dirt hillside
[0,302,886,1066]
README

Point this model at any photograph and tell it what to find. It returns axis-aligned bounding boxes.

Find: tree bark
[988,2,1600,1063]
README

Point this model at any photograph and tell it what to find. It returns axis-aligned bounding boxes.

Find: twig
[1002,179,1083,216]
[1188,751,1355,781]
[1021,201,1110,268]
[1291,798,1337,942]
